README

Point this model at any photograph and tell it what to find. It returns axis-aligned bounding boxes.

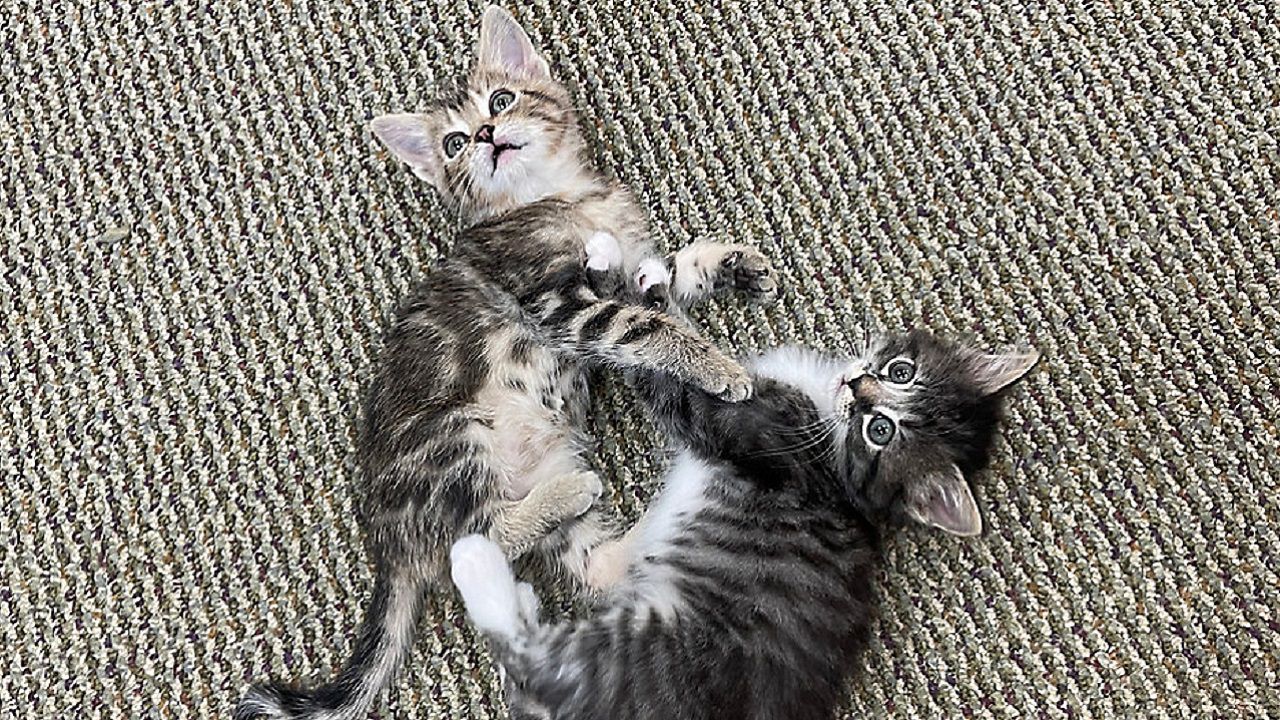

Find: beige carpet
[4,0,1278,717]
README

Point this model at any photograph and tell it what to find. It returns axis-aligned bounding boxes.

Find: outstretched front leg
[529,279,753,401]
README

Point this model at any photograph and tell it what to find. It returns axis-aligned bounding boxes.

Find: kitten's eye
[865,414,896,447]
[489,89,516,115]
[443,132,468,159]
[883,358,916,385]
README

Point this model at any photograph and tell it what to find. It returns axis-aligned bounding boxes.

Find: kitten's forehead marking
[444,108,470,134]
[470,88,490,115]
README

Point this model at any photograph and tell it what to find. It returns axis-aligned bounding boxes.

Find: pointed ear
[369,114,438,182]
[477,6,550,79]
[906,465,982,537]
[969,349,1039,395]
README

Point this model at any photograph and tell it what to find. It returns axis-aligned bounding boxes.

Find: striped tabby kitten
[236,7,774,720]
[451,331,1038,720]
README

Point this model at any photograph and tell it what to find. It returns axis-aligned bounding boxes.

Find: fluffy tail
[235,569,426,720]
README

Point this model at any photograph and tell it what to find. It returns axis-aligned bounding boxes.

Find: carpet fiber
[4,0,1278,717]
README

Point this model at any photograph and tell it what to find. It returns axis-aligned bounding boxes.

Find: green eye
[443,132,468,158]
[866,414,896,447]
[489,89,515,115]
[884,358,915,384]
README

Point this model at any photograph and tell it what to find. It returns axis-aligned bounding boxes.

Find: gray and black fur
[449,330,1039,720]
[235,7,775,720]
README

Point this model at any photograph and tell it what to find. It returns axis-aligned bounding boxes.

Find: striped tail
[235,570,426,720]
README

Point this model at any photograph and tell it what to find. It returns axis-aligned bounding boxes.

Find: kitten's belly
[473,340,588,501]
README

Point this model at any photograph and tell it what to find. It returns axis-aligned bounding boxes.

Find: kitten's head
[831,331,1038,536]
[370,6,589,219]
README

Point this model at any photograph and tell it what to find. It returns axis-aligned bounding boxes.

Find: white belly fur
[472,330,586,501]
[622,449,713,621]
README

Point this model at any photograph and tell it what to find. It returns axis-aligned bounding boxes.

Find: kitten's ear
[370,114,438,182]
[477,6,550,79]
[906,465,982,537]
[969,349,1040,395]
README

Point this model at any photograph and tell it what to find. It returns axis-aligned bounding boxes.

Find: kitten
[450,330,1038,720]
[235,7,775,720]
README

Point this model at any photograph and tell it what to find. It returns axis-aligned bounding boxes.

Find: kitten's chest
[517,344,589,419]
[577,196,653,272]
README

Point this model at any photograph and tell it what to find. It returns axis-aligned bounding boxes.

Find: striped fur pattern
[450,332,1038,720]
[235,7,773,720]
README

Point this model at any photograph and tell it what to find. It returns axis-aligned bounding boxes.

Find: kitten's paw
[585,539,631,591]
[450,535,520,638]
[718,246,778,305]
[673,242,778,306]
[634,258,671,293]
[563,471,604,517]
[717,368,755,403]
[694,355,754,402]
[585,231,622,272]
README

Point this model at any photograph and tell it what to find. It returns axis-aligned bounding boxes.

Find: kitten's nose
[474,124,495,144]
[851,375,884,405]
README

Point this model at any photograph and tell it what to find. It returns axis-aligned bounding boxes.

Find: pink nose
[474,124,494,144]
[851,375,883,404]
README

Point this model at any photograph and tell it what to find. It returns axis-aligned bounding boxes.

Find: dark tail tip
[234,681,325,720]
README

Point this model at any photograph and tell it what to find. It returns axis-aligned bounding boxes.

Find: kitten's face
[830,331,1038,536]
[371,7,588,219]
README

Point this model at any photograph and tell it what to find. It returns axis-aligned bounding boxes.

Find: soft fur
[235,7,775,720]
[451,330,1038,720]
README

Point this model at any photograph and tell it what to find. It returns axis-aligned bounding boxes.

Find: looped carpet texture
[3,0,1278,717]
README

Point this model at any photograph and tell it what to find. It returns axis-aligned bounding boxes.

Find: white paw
[450,535,519,638]
[634,257,671,292]
[585,231,622,272]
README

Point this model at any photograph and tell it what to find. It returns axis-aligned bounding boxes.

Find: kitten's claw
[547,468,601,517]
[585,232,626,298]
[515,581,540,624]
[673,242,779,307]
[717,373,754,403]
[695,358,753,402]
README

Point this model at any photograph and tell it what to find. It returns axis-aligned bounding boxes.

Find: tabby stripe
[517,264,581,307]
[521,89,557,104]
[617,316,665,345]
[580,302,623,341]
[544,293,593,328]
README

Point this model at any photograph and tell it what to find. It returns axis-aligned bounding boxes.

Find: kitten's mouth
[490,143,523,172]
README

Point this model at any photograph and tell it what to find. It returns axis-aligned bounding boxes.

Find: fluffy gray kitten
[451,331,1038,720]
[236,7,776,720]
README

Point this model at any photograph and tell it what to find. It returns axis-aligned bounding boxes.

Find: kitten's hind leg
[493,470,603,557]
[669,241,778,307]
[584,517,648,591]
[452,537,558,719]
[451,535,527,640]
